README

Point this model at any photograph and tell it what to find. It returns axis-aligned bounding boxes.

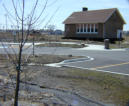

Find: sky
[0,0,129,31]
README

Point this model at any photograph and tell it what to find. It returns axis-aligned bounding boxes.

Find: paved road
[0,46,129,75]
[34,47,129,75]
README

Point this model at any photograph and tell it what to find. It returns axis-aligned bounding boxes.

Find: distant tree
[47,25,56,34]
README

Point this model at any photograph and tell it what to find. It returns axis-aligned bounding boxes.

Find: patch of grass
[0,54,82,65]
[63,69,129,106]
[28,54,82,64]
[36,43,85,48]
[110,36,129,49]
[123,35,129,42]
[110,41,129,49]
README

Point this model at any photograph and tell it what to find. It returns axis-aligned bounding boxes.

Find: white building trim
[76,24,98,34]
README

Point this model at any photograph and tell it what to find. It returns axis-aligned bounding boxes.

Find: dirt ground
[0,54,129,106]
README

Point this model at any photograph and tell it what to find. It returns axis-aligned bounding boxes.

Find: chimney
[82,7,88,11]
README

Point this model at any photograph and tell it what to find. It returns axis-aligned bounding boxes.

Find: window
[76,24,79,32]
[76,24,98,34]
[95,24,98,32]
[84,24,87,32]
[87,24,90,32]
[91,24,94,32]
[80,24,83,32]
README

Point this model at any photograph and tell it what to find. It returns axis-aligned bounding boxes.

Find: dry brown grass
[48,68,129,106]
[123,35,129,42]
[36,43,85,48]
[0,32,85,42]
[1,54,129,105]
[110,35,129,49]
[28,54,82,64]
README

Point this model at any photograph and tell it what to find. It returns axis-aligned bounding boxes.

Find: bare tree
[1,0,57,105]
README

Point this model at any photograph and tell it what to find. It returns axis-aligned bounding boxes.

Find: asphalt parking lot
[0,43,129,76]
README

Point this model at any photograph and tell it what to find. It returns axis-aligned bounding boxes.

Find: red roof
[63,8,126,24]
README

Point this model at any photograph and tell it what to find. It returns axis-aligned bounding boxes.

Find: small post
[33,35,35,56]
[119,33,122,48]
[119,40,121,48]
[104,39,110,49]
[13,31,16,43]
[118,30,122,48]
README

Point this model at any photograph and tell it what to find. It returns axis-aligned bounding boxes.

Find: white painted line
[62,64,129,76]
[91,62,129,70]
[61,56,94,64]
[45,55,129,76]
[91,69,129,76]
[44,63,62,67]
[45,56,94,67]
[0,46,8,48]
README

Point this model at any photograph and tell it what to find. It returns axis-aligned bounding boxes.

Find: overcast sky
[0,0,129,31]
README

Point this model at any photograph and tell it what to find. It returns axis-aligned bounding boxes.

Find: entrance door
[117,30,123,39]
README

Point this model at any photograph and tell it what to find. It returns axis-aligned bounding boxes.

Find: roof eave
[63,22,104,24]
[104,8,126,24]
[116,9,126,24]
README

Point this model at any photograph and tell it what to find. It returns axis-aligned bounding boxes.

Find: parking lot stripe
[63,64,129,76]
[92,62,129,70]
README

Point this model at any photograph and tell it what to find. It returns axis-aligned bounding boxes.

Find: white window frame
[76,23,98,34]
[86,24,88,32]
[83,24,85,32]
[90,24,91,33]
[94,24,96,32]
[79,24,81,33]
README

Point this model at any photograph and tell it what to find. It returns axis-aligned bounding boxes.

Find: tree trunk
[14,68,20,106]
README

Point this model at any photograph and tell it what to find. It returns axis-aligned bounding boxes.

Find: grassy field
[109,35,129,49]
[1,32,129,50]
[28,54,82,64]
[66,69,129,105]
[0,54,129,105]
[38,35,129,49]
[28,54,129,106]
[0,32,84,42]
[48,67,129,106]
